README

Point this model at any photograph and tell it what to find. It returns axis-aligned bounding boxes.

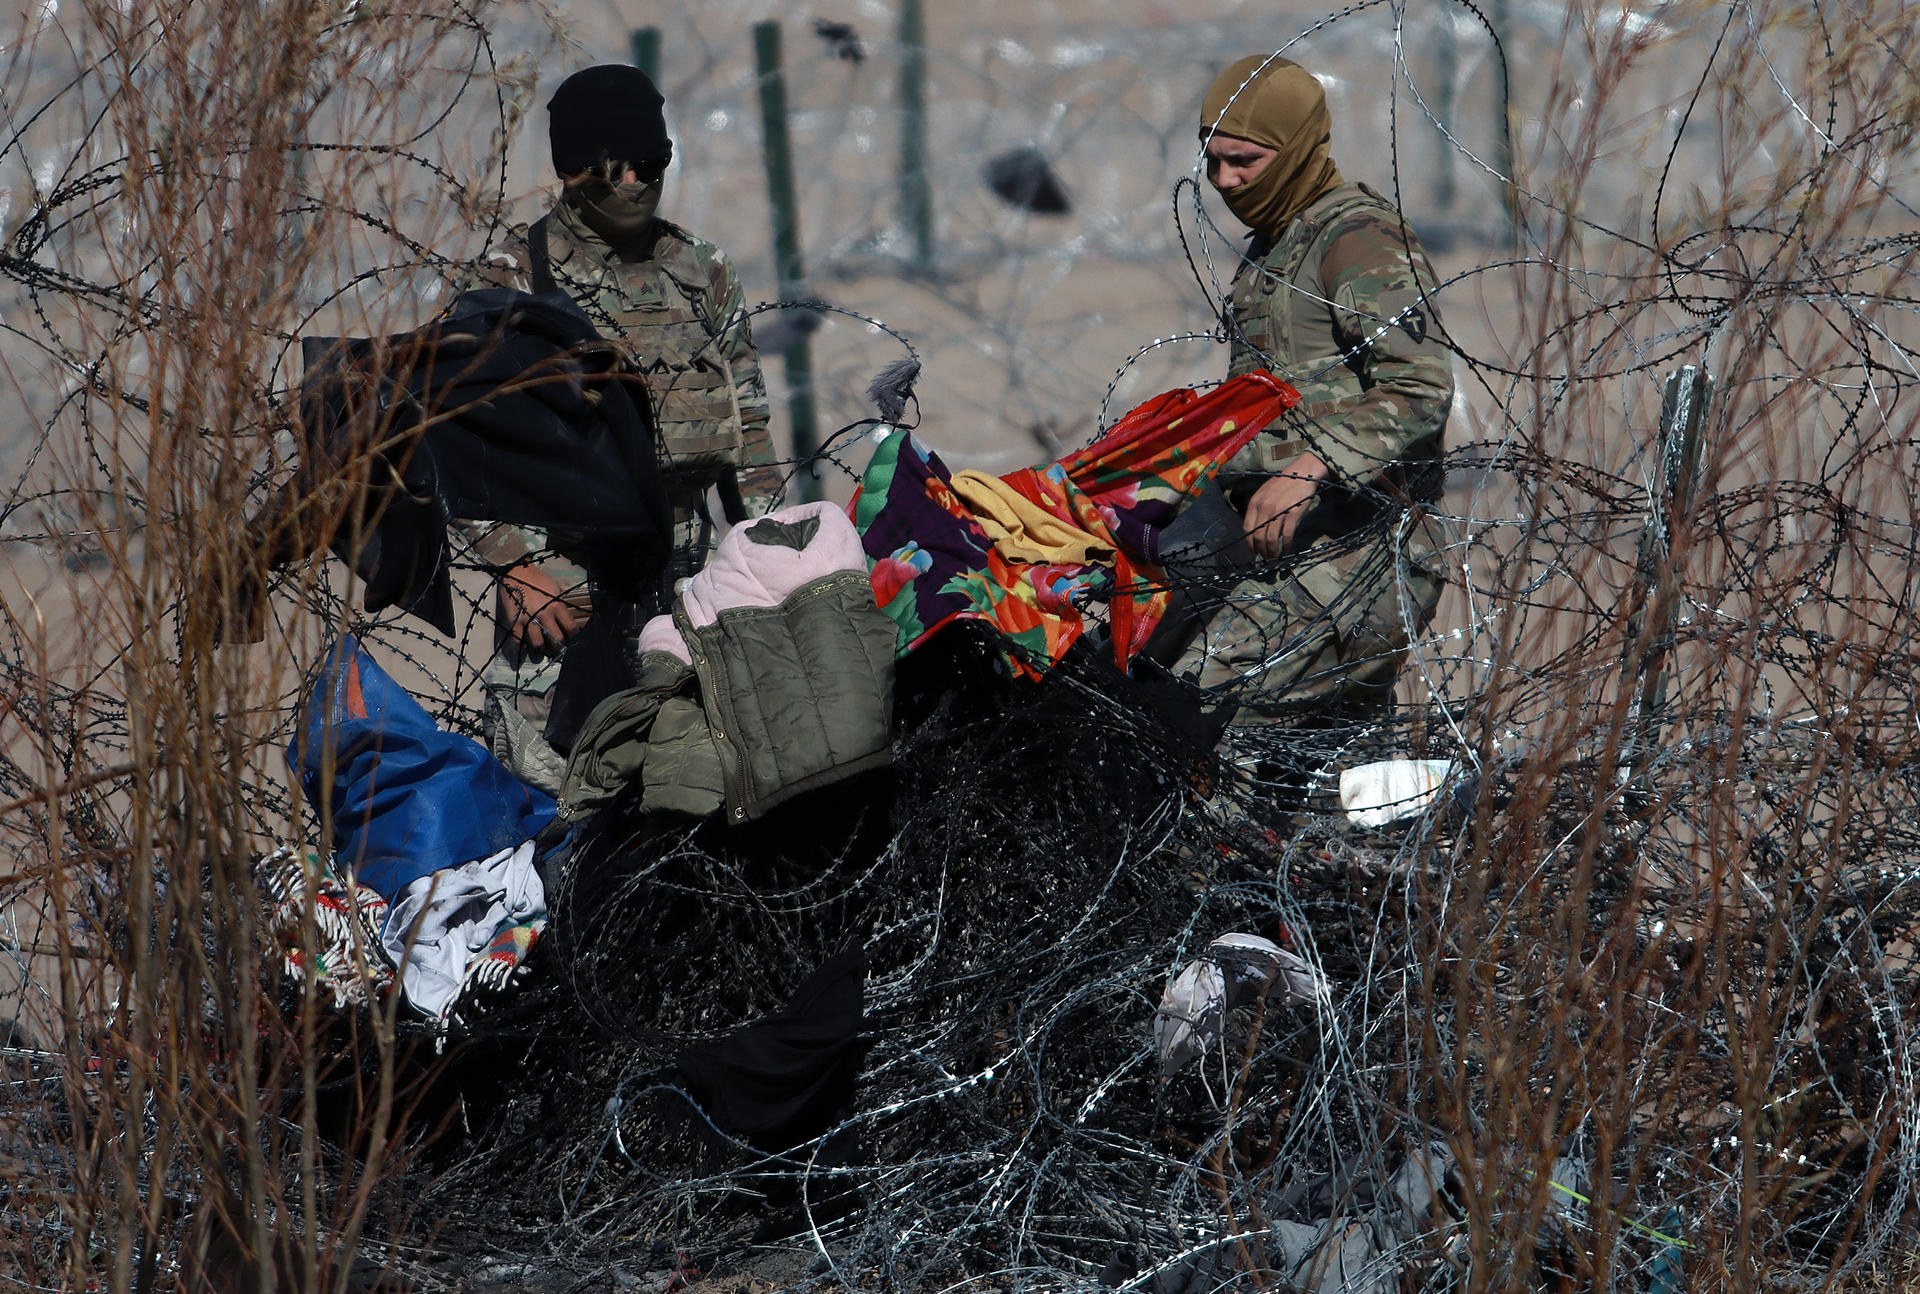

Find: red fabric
[853,371,1300,675]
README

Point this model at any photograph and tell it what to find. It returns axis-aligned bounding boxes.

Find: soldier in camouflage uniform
[1172,55,1452,728]
[456,65,781,728]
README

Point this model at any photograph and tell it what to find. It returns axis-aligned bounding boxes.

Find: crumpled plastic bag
[1154,932,1327,1078]
[1338,758,1458,829]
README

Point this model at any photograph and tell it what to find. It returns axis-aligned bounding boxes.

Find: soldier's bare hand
[1242,453,1330,560]
[500,567,583,653]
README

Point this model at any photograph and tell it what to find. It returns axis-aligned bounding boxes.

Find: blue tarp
[289,635,556,900]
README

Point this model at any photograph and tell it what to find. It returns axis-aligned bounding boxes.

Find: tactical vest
[1221,182,1392,478]
[528,214,746,481]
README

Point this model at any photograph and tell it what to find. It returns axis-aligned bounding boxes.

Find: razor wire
[2,0,1920,1289]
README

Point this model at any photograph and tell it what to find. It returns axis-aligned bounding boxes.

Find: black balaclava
[548,66,674,248]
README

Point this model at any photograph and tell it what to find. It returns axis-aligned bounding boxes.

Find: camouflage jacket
[1222,182,1452,518]
[455,204,779,570]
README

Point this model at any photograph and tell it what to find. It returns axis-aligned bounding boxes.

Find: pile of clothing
[271,371,1306,1032]
[853,372,1298,677]
[280,635,558,1024]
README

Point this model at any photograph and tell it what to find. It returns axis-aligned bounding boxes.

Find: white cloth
[381,841,545,1019]
[1338,759,1457,829]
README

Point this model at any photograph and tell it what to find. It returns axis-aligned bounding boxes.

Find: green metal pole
[629,26,660,83]
[752,20,821,501]
[1489,0,1519,246]
[898,0,934,271]
[1433,14,1457,214]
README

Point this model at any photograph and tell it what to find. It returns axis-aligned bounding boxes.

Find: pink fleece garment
[636,501,868,663]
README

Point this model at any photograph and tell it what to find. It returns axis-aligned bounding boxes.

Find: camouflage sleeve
[451,520,592,612]
[452,518,538,567]
[1309,218,1453,489]
[706,249,781,510]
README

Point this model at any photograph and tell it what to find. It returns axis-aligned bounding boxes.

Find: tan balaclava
[1199,56,1343,238]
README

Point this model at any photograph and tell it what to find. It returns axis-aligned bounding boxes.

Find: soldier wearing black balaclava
[1169,55,1453,729]
[456,64,778,736]
[545,62,671,244]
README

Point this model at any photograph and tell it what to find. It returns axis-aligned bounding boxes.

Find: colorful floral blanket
[852,372,1299,676]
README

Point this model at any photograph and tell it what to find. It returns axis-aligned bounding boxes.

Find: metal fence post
[1489,0,1520,246]
[753,21,822,502]
[1621,364,1714,815]
[898,0,934,272]
[629,26,660,83]
[1433,13,1457,214]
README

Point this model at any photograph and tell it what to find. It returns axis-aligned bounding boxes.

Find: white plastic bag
[1338,759,1457,829]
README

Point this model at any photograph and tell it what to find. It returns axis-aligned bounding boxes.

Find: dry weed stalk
[1404,0,1920,1287]
[0,0,527,1286]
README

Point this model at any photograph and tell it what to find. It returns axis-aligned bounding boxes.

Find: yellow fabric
[950,470,1116,566]
[1199,56,1344,237]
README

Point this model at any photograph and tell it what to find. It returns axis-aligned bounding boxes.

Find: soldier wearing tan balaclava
[1171,55,1453,733]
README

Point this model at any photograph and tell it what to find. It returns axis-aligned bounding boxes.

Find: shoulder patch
[483,224,533,269]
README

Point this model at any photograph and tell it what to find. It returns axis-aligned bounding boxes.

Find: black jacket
[243,289,671,635]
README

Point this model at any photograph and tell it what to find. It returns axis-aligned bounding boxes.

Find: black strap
[715,469,749,525]
[527,216,557,296]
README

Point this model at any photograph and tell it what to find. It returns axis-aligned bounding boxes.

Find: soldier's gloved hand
[1242,452,1330,560]
[499,566,584,654]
